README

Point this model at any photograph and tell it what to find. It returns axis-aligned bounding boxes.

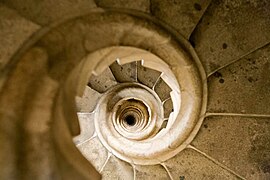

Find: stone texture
[1,1,270,179]
[89,68,117,93]
[151,0,211,39]
[21,76,59,180]
[154,78,172,101]
[207,43,270,114]
[134,164,170,180]
[73,113,95,145]
[95,0,150,13]
[0,47,59,179]
[76,86,102,112]
[163,148,239,179]
[0,47,101,179]
[192,116,270,179]
[102,155,133,180]
[53,91,101,180]
[2,0,97,25]
[190,0,270,75]
[163,98,173,119]
[137,61,161,89]
[0,4,40,70]
[110,61,137,83]
[77,137,108,171]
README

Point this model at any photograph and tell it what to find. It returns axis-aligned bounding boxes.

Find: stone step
[190,0,270,75]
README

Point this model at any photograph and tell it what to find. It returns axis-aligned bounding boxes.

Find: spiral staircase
[0,0,269,179]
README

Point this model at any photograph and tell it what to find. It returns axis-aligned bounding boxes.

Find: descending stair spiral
[0,1,270,179]
[74,44,207,166]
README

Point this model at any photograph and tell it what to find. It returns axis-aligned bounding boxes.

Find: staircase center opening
[124,115,136,126]
[115,97,151,133]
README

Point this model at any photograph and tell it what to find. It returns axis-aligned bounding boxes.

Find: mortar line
[77,112,94,115]
[135,61,138,82]
[100,152,112,173]
[205,112,270,118]
[188,0,212,40]
[162,96,172,104]
[187,145,246,180]
[76,132,97,147]
[152,74,162,90]
[161,163,174,180]
[207,41,270,78]
[131,164,136,180]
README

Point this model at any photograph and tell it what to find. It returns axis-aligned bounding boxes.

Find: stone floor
[0,0,269,179]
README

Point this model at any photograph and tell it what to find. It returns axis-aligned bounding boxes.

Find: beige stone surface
[164,148,240,179]
[151,0,211,39]
[2,0,97,25]
[207,43,270,114]
[102,155,134,180]
[163,98,173,119]
[73,113,95,145]
[0,4,39,70]
[0,47,54,179]
[192,116,270,179]
[135,164,170,180]
[77,137,108,172]
[95,0,150,13]
[76,87,102,112]
[1,0,270,179]
[110,61,137,83]
[89,67,117,93]
[190,0,270,75]
[137,61,161,89]
[154,78,172,101]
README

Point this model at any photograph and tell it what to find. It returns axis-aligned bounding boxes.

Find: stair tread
[151,0,211,39]
[137,61,161,89]
[110,61,137,83]
[88,67,118,93]
[163,98,173,119]
[154,78,172,102]
[207,44,270,115]
[76,86,101,112]
[164,148,240,180]
[134,164,170,180]
[73,113,95,145]
[77,137,108,172]
[190,0,270,75]
[192,116,270,179]
[102,155,134,180]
